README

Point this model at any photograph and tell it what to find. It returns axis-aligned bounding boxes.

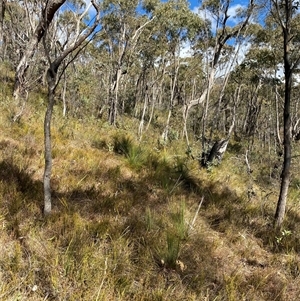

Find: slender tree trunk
[274,0,293,228]
[108,90,116,125]
[146,83,156,131]
[138,94,148,140]
[109,67,122,125]
[133,73,141,118]
[162,52,179,142]
[274,95,291,228]
[182,78,196,144]
[274,70,282,146]
[0,0,5,60]
[43,70,56,216]
[137,69,148,138]
[200,77,211,166]
[114,68,122,123]
[62,67,67,117]
[274,56,292,228]
[183,107,190,146]
[162,108,172,142]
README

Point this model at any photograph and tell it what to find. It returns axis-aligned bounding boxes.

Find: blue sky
[188,0,249,10]
[188,0,199,10]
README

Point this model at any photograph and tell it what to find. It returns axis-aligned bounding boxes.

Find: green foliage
[92,138,114,152]
[275,229,295,252]
[164,232,181,268]
[174,157,198,191]
[158,202,188,270]
[168,129,179,142]
[113,134,133,156]
[145,207,154,231]
[10,242,22,273]
[224,272,243,301]
[142,0,160,13]
[172,201,188,240]
[113,134,146,169]
[275,229,292,245]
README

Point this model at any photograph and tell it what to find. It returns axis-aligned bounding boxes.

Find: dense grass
[1,81,300,300]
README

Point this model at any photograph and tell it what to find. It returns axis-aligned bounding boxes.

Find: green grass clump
[112,134,146,170]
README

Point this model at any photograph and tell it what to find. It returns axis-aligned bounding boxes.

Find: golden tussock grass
[0,86,300,300]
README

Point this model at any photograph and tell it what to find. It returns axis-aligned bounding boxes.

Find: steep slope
[0,86,300,300]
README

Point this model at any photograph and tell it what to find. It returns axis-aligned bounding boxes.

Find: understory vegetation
[1,73,300,301]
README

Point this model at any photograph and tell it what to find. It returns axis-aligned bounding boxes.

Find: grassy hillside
[1,78,300,300]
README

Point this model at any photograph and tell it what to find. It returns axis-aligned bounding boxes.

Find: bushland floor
[1,87,300,300]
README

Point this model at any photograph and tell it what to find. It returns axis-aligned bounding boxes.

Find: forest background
[1,0,300,300]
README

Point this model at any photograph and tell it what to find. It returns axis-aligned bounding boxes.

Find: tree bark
[162,48,180,142]
[274,70,282,146]
[146,82,157,131]
[274,0,293,229]
[138,93,148,140]
[62,64,67,117]
[274,47,292,228]
[0,0,5,60]
[43,69,56,216]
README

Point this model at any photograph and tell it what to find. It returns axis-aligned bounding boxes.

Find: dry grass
[0,83,300,300]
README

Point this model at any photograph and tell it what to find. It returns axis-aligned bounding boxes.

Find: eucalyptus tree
[13,0,67,100]
[183,0,256,166]
[131,1,177,138]
[100,0,156,125]
[269,0,300,228]
[1,1,23,62]
[249,16,287,149]
[150,0,203,143]
[235,44,277,139]
[42,0,101,216]
[1,1,41,71]
[134,30,166,139]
